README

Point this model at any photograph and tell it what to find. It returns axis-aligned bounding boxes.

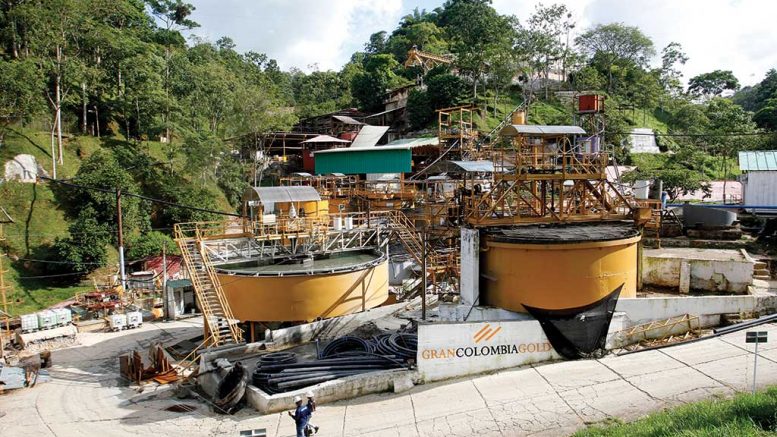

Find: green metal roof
[315,147,412,174]
[739,151,777,171]
[166,279,192,289]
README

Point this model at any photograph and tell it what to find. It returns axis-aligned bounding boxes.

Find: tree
[754,99,777,130]
[351,54,407,112]
[406,89,433,129]
[659,42,688,96]
[48,207,110,278]
[705,97,757,197]
[65,150,143,237]
[365,31,388,54]
[687,70,739,100]
[518,3,573,99]
[426,72,466,109]
[439,0,516,99]
[0,58,44,142]
[147,0,198,142]
[575,23,655,92]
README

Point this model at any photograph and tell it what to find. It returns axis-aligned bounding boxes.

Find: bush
[126,231,179,260]
[46,207,110,279]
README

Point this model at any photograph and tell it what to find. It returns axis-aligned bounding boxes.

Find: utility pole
[0,207,15,360]
[116,189,126,291]
[162,244,168,320]
[421,229,427,321]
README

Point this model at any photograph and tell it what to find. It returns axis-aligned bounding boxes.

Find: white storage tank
[37,310,56,330]
[52,308,72,326]
[333,216,343,231]
[109,313,127,331]
[126,311,142,329]
[20,314,39,333]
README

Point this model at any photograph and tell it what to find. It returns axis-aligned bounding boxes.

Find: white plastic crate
[126,311,142,329]
[52,308,72,326]
[37,310,56,330]
[108,313,127,331]
[20,314,39,333]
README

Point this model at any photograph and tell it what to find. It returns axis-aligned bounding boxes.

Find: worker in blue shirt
[288,395,313,437]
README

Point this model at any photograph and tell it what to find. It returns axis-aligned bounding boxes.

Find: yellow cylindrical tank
[216,251,389,322]
[481,225,640,312]
[511,110,526,125]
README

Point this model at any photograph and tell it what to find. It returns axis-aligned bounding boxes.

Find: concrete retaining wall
[417,320,560,382]
[246,369,414,413]
[642,248,754,293]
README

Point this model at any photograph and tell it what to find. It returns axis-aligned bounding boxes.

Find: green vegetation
[575,387,777,436]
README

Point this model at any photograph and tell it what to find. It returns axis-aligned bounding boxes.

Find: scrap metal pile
[252,333,417,394]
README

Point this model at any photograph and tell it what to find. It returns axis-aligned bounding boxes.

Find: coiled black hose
[320,336,375,358]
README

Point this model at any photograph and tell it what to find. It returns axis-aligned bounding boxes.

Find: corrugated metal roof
[167,279,192,289]
[332,115,363,125]
[315,148,412,174]
[739,150,777,171]
[425,160,495,174]
[385,137,440,147]
[243,186,321,204]
[301,134,350,143]
[501,125,586,137]
[315,144,412,154]
[350,125,390,148]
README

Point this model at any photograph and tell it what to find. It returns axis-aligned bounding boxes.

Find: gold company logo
[473,323,502,343]
[419,323,553,360]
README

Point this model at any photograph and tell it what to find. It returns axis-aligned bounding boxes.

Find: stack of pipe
[252,334,418,394]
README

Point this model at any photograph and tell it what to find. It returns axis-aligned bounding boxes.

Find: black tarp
[524,284,623,359]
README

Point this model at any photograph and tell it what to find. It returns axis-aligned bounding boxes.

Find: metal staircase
[473,101,528,151]
[175,225,243,346]
[380,211,458,293]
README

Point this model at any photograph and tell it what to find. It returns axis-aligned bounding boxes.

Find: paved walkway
[3,321,777,436]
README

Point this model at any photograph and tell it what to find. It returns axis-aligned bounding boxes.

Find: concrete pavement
[3,320,777,436]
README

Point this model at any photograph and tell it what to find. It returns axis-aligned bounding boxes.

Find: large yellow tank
[481,224,640,312]
[215,250,389,322]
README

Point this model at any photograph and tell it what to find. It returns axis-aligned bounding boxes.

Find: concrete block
[679,260,690,293]
[392,373,414,393]
[642,248,754,293]
[460,228,480,307]
[246,369,412,414]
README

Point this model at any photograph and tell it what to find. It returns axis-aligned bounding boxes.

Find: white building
[739,150,777,210]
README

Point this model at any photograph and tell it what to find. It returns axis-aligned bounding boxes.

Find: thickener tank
[215,249,389,322]
[480,223,640,312]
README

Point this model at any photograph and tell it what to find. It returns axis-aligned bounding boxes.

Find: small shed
[242,186,327,220]
[164,279,199,319]
[738,150,777,209]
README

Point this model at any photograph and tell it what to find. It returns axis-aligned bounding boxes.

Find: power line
[37,176,241,218]
[12,257,104,266]
[15,271,89,279]
[610,131,776,138]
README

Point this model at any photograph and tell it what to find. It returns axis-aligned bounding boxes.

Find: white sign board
[417,320,560,382]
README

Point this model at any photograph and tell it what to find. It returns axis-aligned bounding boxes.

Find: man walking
[288,396,312,437]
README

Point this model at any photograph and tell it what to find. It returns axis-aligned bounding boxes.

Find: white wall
[614,296,756,325]
[417,320,560,382]
[642,250,753,293]
[742,171,777,207]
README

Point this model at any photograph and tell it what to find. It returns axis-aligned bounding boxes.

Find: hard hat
[293,395,302,403]
[306,391,314,398]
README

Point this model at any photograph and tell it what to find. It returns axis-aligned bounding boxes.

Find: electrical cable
[15,271,90,279]
[37,176,241,218]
